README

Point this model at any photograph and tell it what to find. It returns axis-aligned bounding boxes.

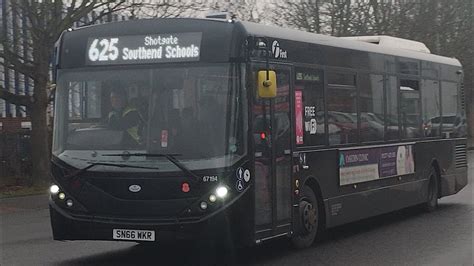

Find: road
[1,152,473,266]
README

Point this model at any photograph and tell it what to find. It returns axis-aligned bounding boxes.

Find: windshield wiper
[103,153,201,183]
[64,162,160,179]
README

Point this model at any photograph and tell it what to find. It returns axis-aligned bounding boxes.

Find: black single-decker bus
[50,18,468,248]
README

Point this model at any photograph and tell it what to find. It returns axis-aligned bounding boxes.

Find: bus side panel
[300,149,427,228]
[443,139,466,197]
[325,179,427,227]
[415,139,468,197]
[446,139,468,196]
[414,140,452,195]
[297,149,339,228]
[299,149,340,200]
[301,139,468,229]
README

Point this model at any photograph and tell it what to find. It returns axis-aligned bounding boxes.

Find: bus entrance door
[253,66,292,241]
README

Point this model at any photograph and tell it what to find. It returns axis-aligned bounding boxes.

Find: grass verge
[0,185,48,198]
[0,177,48,198]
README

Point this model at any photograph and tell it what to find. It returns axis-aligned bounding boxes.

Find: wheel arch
[303,176,326,229]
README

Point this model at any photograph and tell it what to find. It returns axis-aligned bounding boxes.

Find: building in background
[0,0,129,132]
[0,0,131,178]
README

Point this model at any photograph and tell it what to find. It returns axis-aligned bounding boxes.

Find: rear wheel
[424,167,439,212]
[291,185,322,249]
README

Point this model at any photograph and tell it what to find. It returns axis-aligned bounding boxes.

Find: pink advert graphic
[295,91,304,145]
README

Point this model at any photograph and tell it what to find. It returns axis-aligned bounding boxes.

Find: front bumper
[48,186,247,242]
[50,201,219,242]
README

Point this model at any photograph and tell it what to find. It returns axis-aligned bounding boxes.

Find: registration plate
[113,229,155,241]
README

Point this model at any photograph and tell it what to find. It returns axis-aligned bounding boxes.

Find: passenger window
[398,59,419,75]
[359,74,384,142]
[327,72,357,145]
[386,76,399,140]
[421,61,438,78]
[441,81,463,138]
[328,72,356,86]
[295,68,325,146]
[385,56,396,74]
[400,79,421,139]
[440,65,461,82]
[421,80,441,137]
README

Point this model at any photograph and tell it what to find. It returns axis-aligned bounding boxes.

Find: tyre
[424,167,439,212]
[291,185,322,249]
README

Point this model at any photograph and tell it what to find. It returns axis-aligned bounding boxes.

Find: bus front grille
[454,144,467,169]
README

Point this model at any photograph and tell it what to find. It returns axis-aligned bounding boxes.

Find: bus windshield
[53,63,246,170]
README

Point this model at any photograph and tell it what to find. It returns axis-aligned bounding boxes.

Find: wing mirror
[257,70,277,98]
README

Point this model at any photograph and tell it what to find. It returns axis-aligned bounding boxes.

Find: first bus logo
[271,40,287,59]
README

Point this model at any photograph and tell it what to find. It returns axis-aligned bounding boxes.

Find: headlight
[58,192,66,200]
[216,186,228,198]
[49,184,60,194]
[209,194,217,203]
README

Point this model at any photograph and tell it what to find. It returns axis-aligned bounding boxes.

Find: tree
[203,0,266,23]
[272,0,324,33]
[227,0,266,23]
[0,0,200,185]
[123,0,202,19]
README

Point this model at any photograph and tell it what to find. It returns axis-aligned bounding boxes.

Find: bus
[49,18,468,248]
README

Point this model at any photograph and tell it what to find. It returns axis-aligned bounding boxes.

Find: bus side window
[386,76,399,140]
[441,81,462,138]
[295,68,325,146]
[327,72,357,145]
[359,74,384,142]
[400,79,421,139]
[421,80,441,137]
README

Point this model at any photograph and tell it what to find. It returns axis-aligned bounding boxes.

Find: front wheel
[291,185,322,249]
[424,167,439,212]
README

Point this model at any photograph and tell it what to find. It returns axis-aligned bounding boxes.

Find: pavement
[1,151,473,266]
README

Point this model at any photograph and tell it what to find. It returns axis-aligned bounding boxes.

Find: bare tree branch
[0,51,37,80]
[0,86,34,107]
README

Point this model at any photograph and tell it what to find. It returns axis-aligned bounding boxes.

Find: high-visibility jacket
[108,106,142,144]
[123,107,141,143]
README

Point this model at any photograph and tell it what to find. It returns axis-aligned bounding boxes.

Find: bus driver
[108,87,143,146]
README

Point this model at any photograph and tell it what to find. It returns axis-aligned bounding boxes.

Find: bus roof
[60,18,461,69]
[238,21,461,67]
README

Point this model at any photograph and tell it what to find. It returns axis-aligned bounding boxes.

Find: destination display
[85,32,202,65]
[339,144,415,186]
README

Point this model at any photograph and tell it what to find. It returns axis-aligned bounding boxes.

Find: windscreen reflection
[53,64,246,168]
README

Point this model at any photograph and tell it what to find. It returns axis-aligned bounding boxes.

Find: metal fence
[0,131,32,179]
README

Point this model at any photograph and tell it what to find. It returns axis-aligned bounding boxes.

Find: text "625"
[88,38,119,62]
